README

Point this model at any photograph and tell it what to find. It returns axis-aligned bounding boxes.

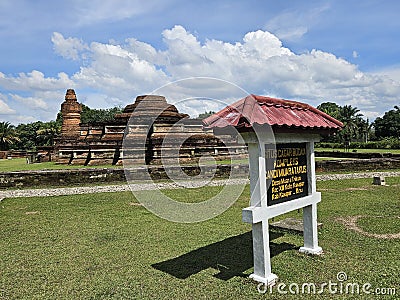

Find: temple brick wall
[55,90,247,165]
[2,159,399,188]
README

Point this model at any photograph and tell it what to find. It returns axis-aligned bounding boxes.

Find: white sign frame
[241,132,323,285]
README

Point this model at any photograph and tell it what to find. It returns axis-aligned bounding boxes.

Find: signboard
[265,143,308,206]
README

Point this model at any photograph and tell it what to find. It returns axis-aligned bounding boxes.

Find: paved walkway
[1,171,399,200]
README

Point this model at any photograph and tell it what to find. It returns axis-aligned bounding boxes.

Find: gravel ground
[316,171,400,181]
[0,171,399,200]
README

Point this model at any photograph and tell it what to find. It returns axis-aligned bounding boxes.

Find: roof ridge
[251,94,343,127]
[203,94,343,131]
[252,94,310,109]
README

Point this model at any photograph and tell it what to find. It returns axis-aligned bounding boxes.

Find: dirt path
[336,215,400,239]
[1,171,399,200]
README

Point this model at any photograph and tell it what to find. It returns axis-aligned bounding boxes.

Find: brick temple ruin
[55,89,246,165]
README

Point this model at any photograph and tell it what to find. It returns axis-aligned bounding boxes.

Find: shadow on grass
[152,231,297,280]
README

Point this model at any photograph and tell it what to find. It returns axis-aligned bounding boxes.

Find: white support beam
[242,132,324,285]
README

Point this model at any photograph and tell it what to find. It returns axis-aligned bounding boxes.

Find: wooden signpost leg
[246,142,278,285]
[300,141,323,255]
[250,220,278,285]
[300,203,323,254]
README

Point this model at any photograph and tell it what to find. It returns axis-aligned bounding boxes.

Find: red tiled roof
[203,95,343,131]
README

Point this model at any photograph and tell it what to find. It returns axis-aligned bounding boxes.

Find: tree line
[1,103,399,151]
[316,102,400,144]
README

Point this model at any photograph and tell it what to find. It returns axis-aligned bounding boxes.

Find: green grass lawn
[315,148,400,154]
[0,178,399,299]
[0,158,122,172]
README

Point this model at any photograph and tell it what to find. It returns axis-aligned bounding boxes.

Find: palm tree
[360,118,374,143]
[36,121,61,146]
[339,105,363,142]
[0,121,20,151]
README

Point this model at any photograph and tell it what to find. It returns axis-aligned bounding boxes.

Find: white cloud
[0,94,16,115]
[11,94,48,110]
[71,0,164,25]
[2,25,400,122]
[12,115,37,124]
[52,32,88,60]
[160,26,293,86]
[125,38,161,65]
[71,39,168,101]
[78,92,125,109]
[0,114,37,125]
[373,65,400,82]
[362,111,381,120]
[264,5,330,41]
[352,50,359,58]
[0,70,74,91]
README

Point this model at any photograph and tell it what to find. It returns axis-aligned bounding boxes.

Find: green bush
[315,142,342,149]
[316,138,400,149]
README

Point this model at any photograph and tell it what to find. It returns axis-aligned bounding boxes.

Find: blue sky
[0,0,399,124]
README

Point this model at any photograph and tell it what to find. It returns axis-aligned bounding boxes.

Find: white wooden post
[245,142,278,285]
[299,141,323,254]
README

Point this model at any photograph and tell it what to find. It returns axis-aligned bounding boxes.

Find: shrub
[315,139,400,150]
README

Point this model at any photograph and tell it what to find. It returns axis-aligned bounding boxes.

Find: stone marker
[372,176,386,185]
